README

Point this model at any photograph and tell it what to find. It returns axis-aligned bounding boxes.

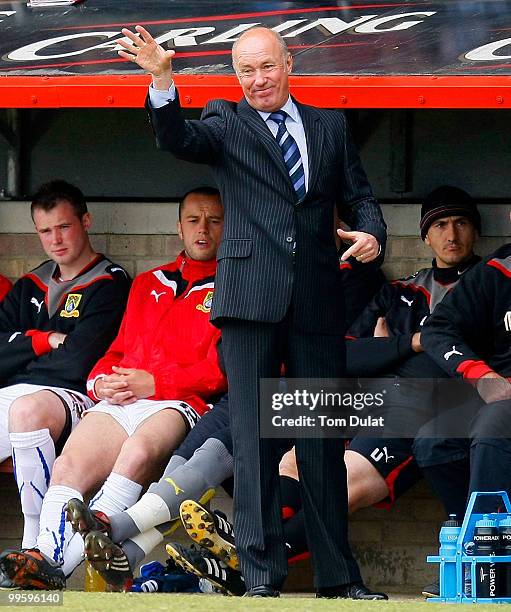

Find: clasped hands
[94,366,155,406]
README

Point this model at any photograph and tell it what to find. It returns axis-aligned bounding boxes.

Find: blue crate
[427,491,511,603]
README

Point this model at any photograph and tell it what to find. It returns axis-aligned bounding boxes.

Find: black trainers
[422,580,439,597]
[66,498,111,539]
[0,549,65,590]
[180,500,238,570]
[166,542,245,596]
[84,531,132,591]
[316,582,388,600]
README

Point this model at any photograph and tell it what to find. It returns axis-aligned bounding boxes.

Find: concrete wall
[0,201,509,282]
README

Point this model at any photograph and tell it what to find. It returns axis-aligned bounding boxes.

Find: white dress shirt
[258,97,309,191]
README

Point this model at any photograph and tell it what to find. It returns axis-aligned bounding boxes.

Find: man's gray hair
[232,26,290,70]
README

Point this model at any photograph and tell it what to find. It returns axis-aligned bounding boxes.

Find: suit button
[286,236,293,243]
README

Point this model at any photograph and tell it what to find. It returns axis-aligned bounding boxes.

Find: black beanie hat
[420,186,481,240]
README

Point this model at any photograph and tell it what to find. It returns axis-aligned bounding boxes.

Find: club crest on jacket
[60,293,82,318]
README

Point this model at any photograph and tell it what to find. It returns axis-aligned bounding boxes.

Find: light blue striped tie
[269,111,306,201]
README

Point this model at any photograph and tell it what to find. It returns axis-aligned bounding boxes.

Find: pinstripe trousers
[221,315,362,590]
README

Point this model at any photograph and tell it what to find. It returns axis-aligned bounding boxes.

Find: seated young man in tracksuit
[0,180,130,588]
[416,211,511,519]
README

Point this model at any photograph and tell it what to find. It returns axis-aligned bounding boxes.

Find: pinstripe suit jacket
[148,93,386,334]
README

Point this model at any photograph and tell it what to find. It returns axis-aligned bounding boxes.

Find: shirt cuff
[456,359,494,380]
[25,329,52,356]
[86,374,106,401]
[148,82,176,108]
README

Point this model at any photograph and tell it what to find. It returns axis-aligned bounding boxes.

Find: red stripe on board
[52,3,430,31]
[0,42,370,72]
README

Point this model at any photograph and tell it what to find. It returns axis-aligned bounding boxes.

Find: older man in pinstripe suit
[118,25,386,598]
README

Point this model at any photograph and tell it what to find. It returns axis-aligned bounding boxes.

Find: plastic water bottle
[498,514,511,597]
[439,514,461,598]
[464,541,474,598]
[84,560,107,592]
[474,515,499,598]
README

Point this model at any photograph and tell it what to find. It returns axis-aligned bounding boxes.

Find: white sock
[125,492,171,533]
[60,474,141,579]
[37,485,82,566]
[10,429,56,549]
[130,528,163,556]
[61,533,84,577]
[90,472,142,515]
[0,400,10,462]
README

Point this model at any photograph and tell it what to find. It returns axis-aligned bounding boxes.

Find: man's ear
[82,212,92,231]
[177,220,183,241]
[286,53,293,74]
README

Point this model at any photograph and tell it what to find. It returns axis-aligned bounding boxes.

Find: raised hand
[118,25,175,90]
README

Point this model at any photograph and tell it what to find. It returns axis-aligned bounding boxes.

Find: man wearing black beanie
[419,185,482,241]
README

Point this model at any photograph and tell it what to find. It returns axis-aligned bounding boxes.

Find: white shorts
[0,383,93,461]
[85,398,200,436]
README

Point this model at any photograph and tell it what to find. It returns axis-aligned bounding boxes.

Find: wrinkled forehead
[233,29,284,64]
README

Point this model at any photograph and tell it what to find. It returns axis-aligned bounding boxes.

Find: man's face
[233,29,292,113]
[424,215,477,268]
[178,193,224,261]
[33,199,91,268]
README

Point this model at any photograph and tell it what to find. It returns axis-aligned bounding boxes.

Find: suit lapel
[237,98,293,188]
[297,101,323,198]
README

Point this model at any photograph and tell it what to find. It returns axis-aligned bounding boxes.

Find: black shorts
[175,393,231,459]
[348,436,421,507]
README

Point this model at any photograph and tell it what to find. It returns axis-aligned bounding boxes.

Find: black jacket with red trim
[0,255,130,393]
[347,255,480,376]
[422,244,511,379]
[87,252,227,416]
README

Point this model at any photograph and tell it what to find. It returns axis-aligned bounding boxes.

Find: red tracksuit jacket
[87,252,226,415]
